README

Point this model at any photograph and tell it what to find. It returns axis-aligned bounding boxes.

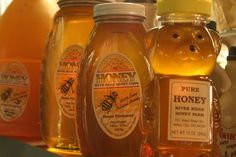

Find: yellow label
[0,62,29,121]
[55,45,83,118]
[168,79,211,142]
[93,53,141,139]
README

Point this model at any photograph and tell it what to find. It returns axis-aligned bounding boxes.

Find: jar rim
[57,0,114,8]
[93,2,146,19]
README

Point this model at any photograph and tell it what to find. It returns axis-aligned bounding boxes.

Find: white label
[92,53,141,139]
[55,45,83,118]
[0,62,29,121]
[168,79,211,142]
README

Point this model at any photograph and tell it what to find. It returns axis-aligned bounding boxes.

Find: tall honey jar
[77,2,154,157]
[40,0,113,152]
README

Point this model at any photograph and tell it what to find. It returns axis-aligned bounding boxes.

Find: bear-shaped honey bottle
[142,0,222,156]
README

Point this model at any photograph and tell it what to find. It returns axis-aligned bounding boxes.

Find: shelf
[0,137,59,157]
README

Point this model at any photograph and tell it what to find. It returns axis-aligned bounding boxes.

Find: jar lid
[94,2,145,18]
[157,0,212,16]
[227,47,236,61]
[58,0,115,8]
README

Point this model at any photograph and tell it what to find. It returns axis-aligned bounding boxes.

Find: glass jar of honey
[40,0,113,153]
[142,0,222,156]
[77,2,154,157]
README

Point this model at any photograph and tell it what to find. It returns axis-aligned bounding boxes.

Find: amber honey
[40,1,95,151]
[41,0,115,153]
[154,75,220,157]
[142,0,222,156]
[149,24,218,76]
[0,0,57,141]
[77,3,153,157]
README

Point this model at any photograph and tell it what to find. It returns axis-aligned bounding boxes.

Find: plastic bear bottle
[143,0,222,156]
[41,0,113,153]
[218,46,236,157]
[77,3,153,157]
[0,0,57,142]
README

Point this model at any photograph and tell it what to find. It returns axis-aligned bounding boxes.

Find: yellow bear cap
[157,0,212,16]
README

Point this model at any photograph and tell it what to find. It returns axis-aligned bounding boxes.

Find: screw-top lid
[157,0,212,16]
[58,0,115,8]
[227,46,236,61]
[94,2,145,18]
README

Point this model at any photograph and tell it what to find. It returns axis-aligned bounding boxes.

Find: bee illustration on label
[1,88,13,101]
[100,91,118,113]
[59,77,75,95]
